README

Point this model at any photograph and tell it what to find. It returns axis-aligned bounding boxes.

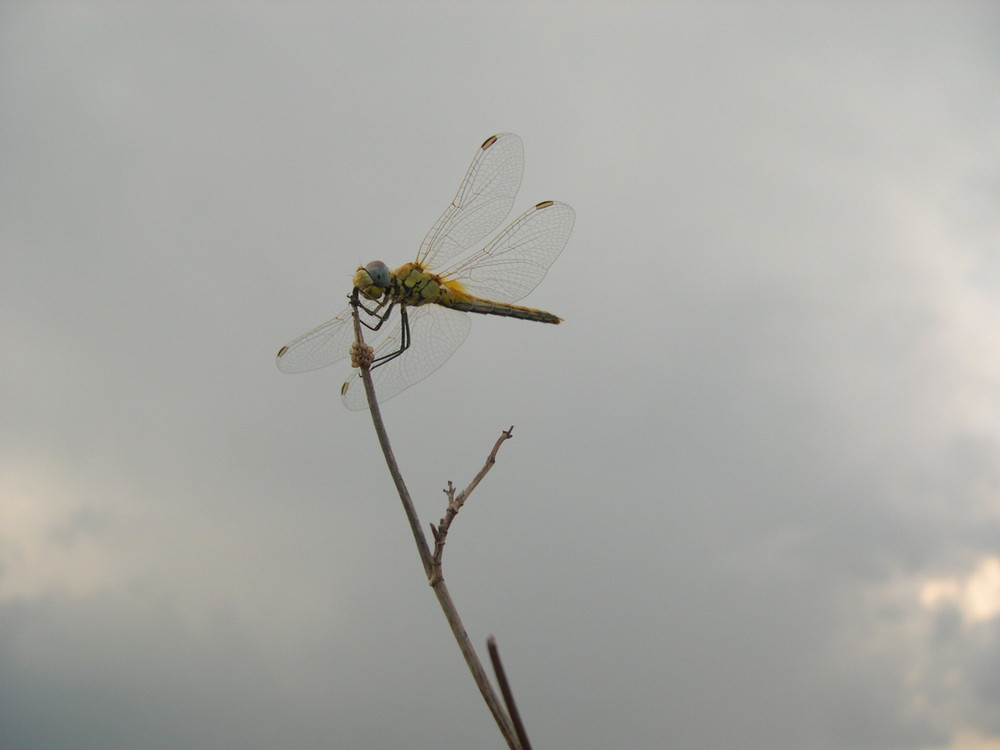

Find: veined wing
[442,200,575,304]
[340,305,472,411]
[415,133,524,272]
[276,303,357,373]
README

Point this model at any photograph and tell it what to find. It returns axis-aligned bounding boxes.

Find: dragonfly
[276,133,575,410]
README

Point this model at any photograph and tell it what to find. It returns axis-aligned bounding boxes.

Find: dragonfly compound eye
[354,260,391,299]
[365,261,391,287]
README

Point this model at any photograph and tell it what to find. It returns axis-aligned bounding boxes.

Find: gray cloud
[3,3,1000,749]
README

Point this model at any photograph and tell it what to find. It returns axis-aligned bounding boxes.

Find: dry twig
[429,427,514,584]
[489,636,533,750]
[349,294,526,750]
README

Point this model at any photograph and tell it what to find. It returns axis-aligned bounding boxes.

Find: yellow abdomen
[389,263,561,324]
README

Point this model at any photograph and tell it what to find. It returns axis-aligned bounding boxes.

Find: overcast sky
[3,2,1000,749]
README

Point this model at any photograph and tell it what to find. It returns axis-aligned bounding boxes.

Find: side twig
[429,426,514,585]
[349,295,522,750]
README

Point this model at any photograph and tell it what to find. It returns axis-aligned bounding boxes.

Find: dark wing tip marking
[481,134,499,149]
[277,345,289,358]
[534,200,555,209]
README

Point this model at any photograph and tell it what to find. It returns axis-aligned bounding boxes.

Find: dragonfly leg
[355,297,396,332]
[371,306,411,370]
[347,290,410,371]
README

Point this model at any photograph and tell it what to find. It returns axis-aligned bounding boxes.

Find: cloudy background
[3,2,1000,749]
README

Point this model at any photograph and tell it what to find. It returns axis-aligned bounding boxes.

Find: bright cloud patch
[921,556,1000,626]
[0,460,127,600]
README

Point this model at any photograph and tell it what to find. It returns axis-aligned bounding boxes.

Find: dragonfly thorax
[354,260,391,301]
[389,262,448,307]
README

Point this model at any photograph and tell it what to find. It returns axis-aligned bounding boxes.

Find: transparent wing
[340,305,472,411]
[415,133,524,272]
[275,303,356,373]
[442,201,575,304]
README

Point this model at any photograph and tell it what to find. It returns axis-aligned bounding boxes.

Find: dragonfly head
[354,260,391,300]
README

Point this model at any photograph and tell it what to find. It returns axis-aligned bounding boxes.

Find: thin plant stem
[349,292,433,577]
[349,295,522,750]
